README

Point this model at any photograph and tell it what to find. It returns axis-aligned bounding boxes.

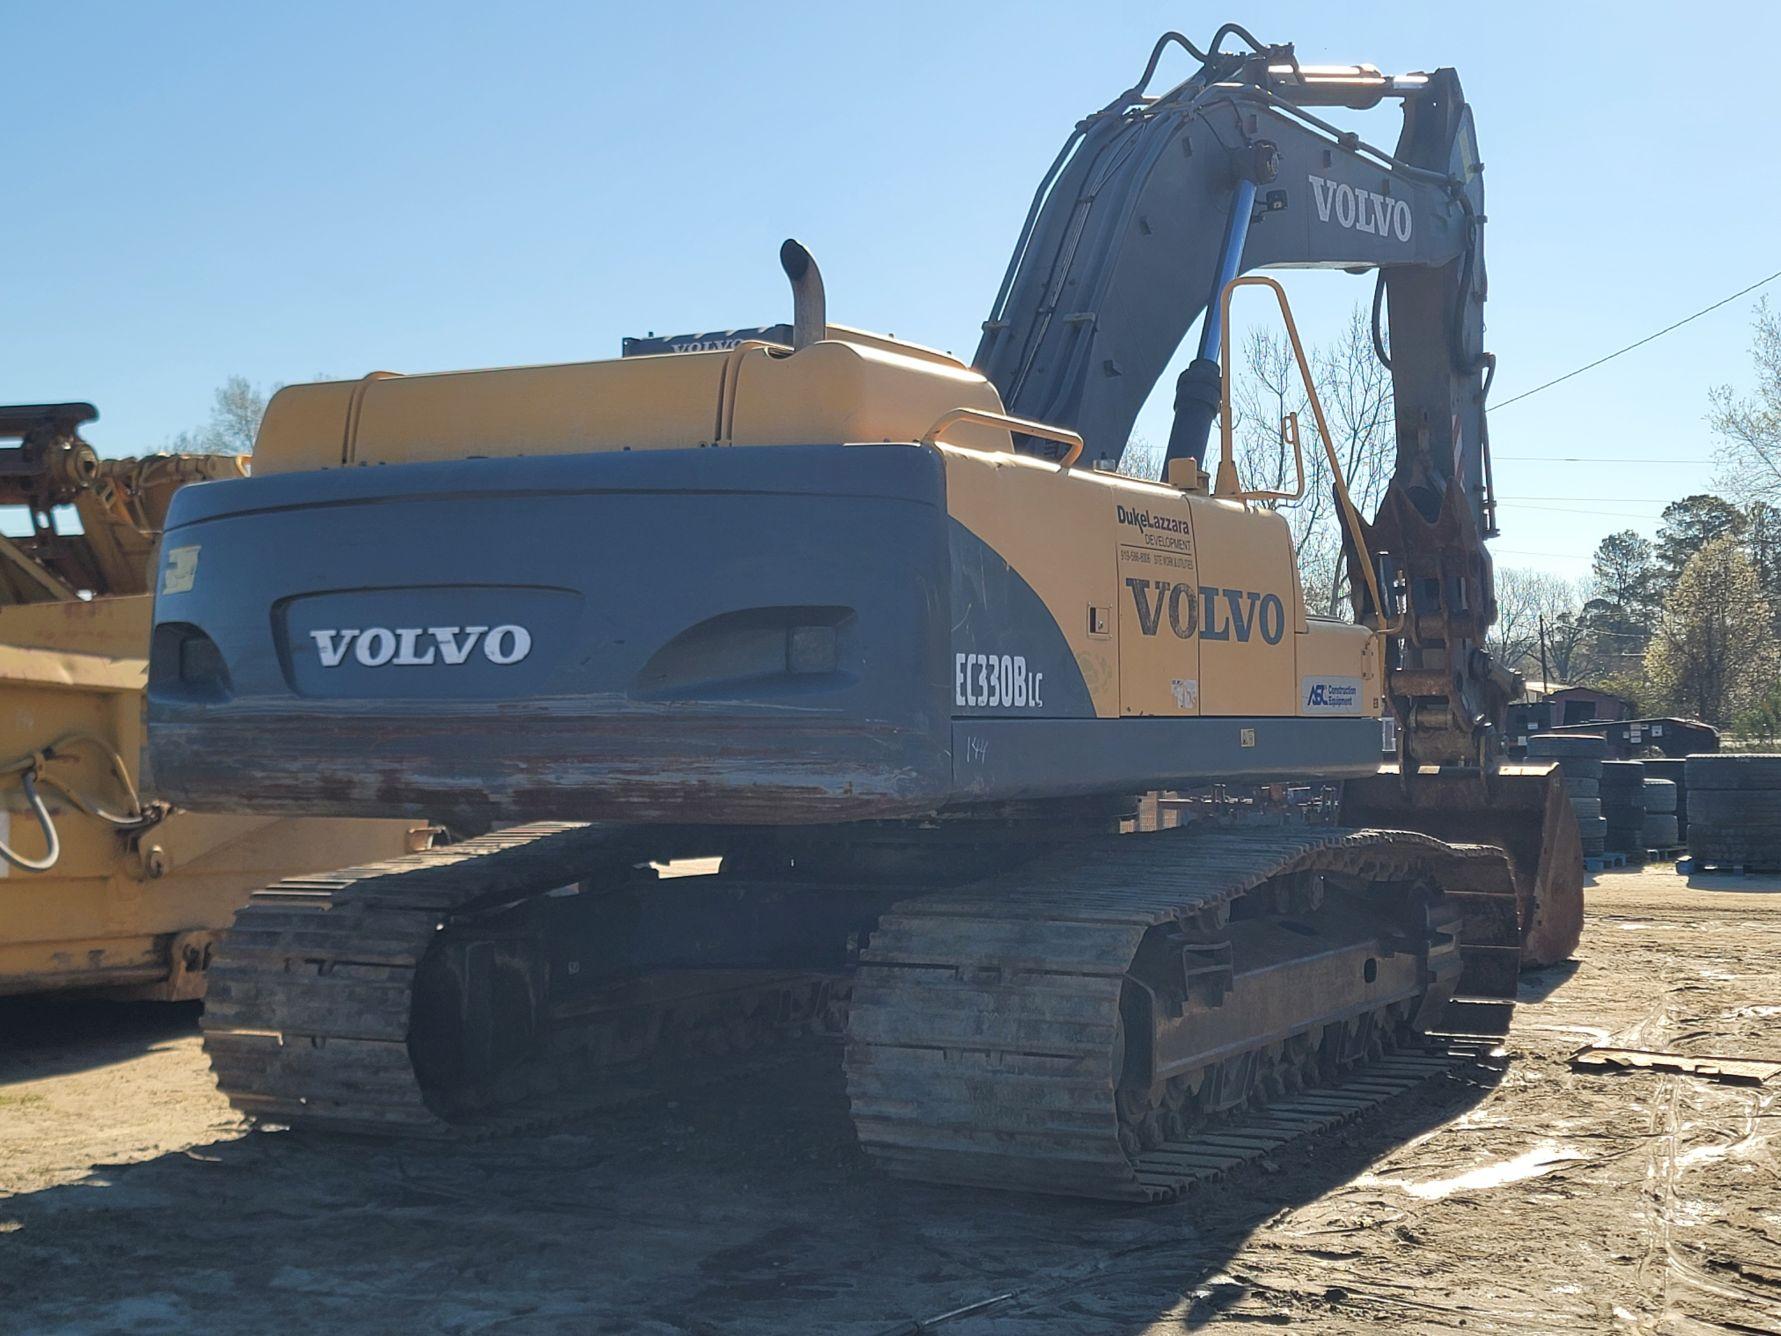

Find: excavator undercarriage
[201,814,1522,1201]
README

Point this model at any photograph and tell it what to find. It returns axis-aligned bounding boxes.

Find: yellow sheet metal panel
[0,696,141,872]
[252,378,360,474]
[727,341,1011,452]
[254,336,1016,475]
[941,451,1347,721]
[1110,486,1203,716]
[941,445,1122,717]
[822,323,964,369]
[254,359,723,474]
[1294,618,1380,719]
[1181,499,1299,716]
[349,356,729,467]
[0,811,418,996]
[0,644,143,693]
[0,594,151,658]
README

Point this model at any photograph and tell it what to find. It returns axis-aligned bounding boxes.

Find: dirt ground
[1,863,1778,1335]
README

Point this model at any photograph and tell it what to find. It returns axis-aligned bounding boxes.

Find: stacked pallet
[1526,734,1608,858]
[1685,755,1781,871]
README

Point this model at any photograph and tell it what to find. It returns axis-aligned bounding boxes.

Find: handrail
[1214,275,1401,637]
[919,407,1084,469]
[1229,410,1308,504]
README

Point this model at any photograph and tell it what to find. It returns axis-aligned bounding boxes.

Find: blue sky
[6,3,1776,579]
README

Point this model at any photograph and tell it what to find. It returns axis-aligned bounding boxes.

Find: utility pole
[1538,614,1552,695]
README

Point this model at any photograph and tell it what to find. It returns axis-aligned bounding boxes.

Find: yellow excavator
[147,28,1580,1200]
[0,402,423,1000]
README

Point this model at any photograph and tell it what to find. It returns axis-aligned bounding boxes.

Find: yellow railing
[1214,275,1400,636]
[919,407,1085,469]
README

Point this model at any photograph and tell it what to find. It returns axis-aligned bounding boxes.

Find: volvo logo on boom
[1308,174,1412,242]
[309,624,533,668]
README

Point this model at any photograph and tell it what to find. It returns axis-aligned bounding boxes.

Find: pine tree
[1654,494,1746,592]
[1580,530,1658,674]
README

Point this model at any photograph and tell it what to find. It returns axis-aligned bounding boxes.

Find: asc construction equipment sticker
[1300,676,1364,714]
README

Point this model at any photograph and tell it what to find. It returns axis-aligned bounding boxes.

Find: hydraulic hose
[1118,24,1266,106]
[0,731,157,874]
[0,771,61,873]
[0,731,146,827]
[1371,270,1392,369]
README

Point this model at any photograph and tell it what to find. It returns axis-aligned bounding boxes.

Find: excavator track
[846,826,1519,1202]
[202,822,834,1136]
[205,819,1520,1206]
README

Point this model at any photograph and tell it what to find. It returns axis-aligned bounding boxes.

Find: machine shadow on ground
[1683,872,1781,894]
[0,998,201,1084]
[1514,958,1580,1002]
[0,1036,1501,1334]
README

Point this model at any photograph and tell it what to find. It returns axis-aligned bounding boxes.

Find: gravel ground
[1,863,1777,1334]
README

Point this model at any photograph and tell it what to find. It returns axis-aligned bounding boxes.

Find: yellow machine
[148,30,1583,1202]
[0,403,423,999]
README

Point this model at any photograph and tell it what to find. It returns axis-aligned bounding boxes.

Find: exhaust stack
[779,239,826,350]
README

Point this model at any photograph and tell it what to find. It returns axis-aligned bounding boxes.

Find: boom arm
[976,31,1508,769]
[0,403,248,603]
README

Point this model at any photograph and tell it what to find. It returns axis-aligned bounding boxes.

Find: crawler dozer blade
[1341,763,1583,968]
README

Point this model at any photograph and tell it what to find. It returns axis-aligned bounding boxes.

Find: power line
[1498,500,1664,512]
[1491,267,1781,410]
[1499,500,1664,510]
[1490,547,1596,560]
[1496,503,1669,519]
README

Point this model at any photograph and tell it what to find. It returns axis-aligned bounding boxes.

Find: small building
[1506,685,1715,759]
[1507,684,1636,755]
[1539,685,1636,728]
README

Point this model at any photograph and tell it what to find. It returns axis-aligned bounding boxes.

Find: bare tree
[1117,433,1166,480]
[1488,566,1582,679]
[1543,605,1592,683]
[168,376,276,455]
[1746,499,1781,636]
[1709,299,1781,505]
[1230,305,1395,618]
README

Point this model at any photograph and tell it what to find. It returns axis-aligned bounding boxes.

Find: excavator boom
[972,32,1577,956]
